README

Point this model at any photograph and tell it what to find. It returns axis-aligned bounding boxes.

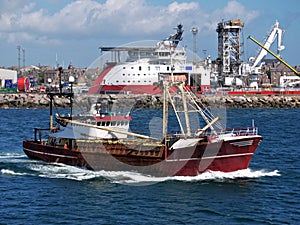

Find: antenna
[22,48,25,68]
[56,53,59,68]
[17,45,21,75]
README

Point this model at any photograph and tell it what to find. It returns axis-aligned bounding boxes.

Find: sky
[0,0,299,69]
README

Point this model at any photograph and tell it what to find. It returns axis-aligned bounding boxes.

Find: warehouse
[0,68,18,88]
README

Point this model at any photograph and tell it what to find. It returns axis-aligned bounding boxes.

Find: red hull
[97,84,163,94]
[88,84,179,94]
[226,90,300,95]
[23,135,262,176]
[91,83,300,96]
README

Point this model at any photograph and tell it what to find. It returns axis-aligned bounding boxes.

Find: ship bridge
[99,46,157,63]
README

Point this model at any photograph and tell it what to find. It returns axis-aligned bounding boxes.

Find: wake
[22,162,281,184]
[1,154,280,184]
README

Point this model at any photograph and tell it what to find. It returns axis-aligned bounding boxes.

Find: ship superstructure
[88,25,211,94]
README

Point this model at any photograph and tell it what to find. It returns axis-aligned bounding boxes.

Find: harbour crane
[248,35,299,76]
[248,35,300,88]
[249,21,285,74]
[238,21,285,89]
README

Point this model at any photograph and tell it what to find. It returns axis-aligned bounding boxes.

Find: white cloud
[167,2,199,13]
[0,0,259,46]
[215,1,259,22]
[0,0,32,13]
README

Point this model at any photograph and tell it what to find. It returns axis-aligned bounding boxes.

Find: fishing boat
[23,67,263,176]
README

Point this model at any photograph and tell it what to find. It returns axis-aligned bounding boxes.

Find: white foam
[1,169,28,176]
[104,168,281,185]
[27,163,102,181]
[0,153,24,159]
[0,154,37,164]
[24,162,281,184]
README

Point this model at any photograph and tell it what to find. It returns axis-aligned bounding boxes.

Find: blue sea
[0,107,299,224]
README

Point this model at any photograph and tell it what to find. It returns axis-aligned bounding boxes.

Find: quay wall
[1,93,300,109]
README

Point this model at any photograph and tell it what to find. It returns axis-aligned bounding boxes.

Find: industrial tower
[216,19,244,78]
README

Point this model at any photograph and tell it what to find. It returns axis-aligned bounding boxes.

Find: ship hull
[23,135,262,176]
[23,141,88,168]
[99,84,162,94]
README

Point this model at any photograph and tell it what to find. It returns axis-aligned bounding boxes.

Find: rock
[1,93,300,109]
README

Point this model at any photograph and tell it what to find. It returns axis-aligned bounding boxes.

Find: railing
[224,127,259,136]
[189,126,259,137]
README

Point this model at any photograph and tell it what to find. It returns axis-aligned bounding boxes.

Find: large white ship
[88,24,211,94]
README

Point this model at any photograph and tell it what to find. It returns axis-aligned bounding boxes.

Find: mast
[49,94,53,130]
[162,80,168,140]
[178,83,191,136]
[48,67,74,131]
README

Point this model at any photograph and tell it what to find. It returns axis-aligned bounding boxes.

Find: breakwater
[1,93,300,108]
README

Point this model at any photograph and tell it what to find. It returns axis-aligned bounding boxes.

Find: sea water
[0,108,299,224]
